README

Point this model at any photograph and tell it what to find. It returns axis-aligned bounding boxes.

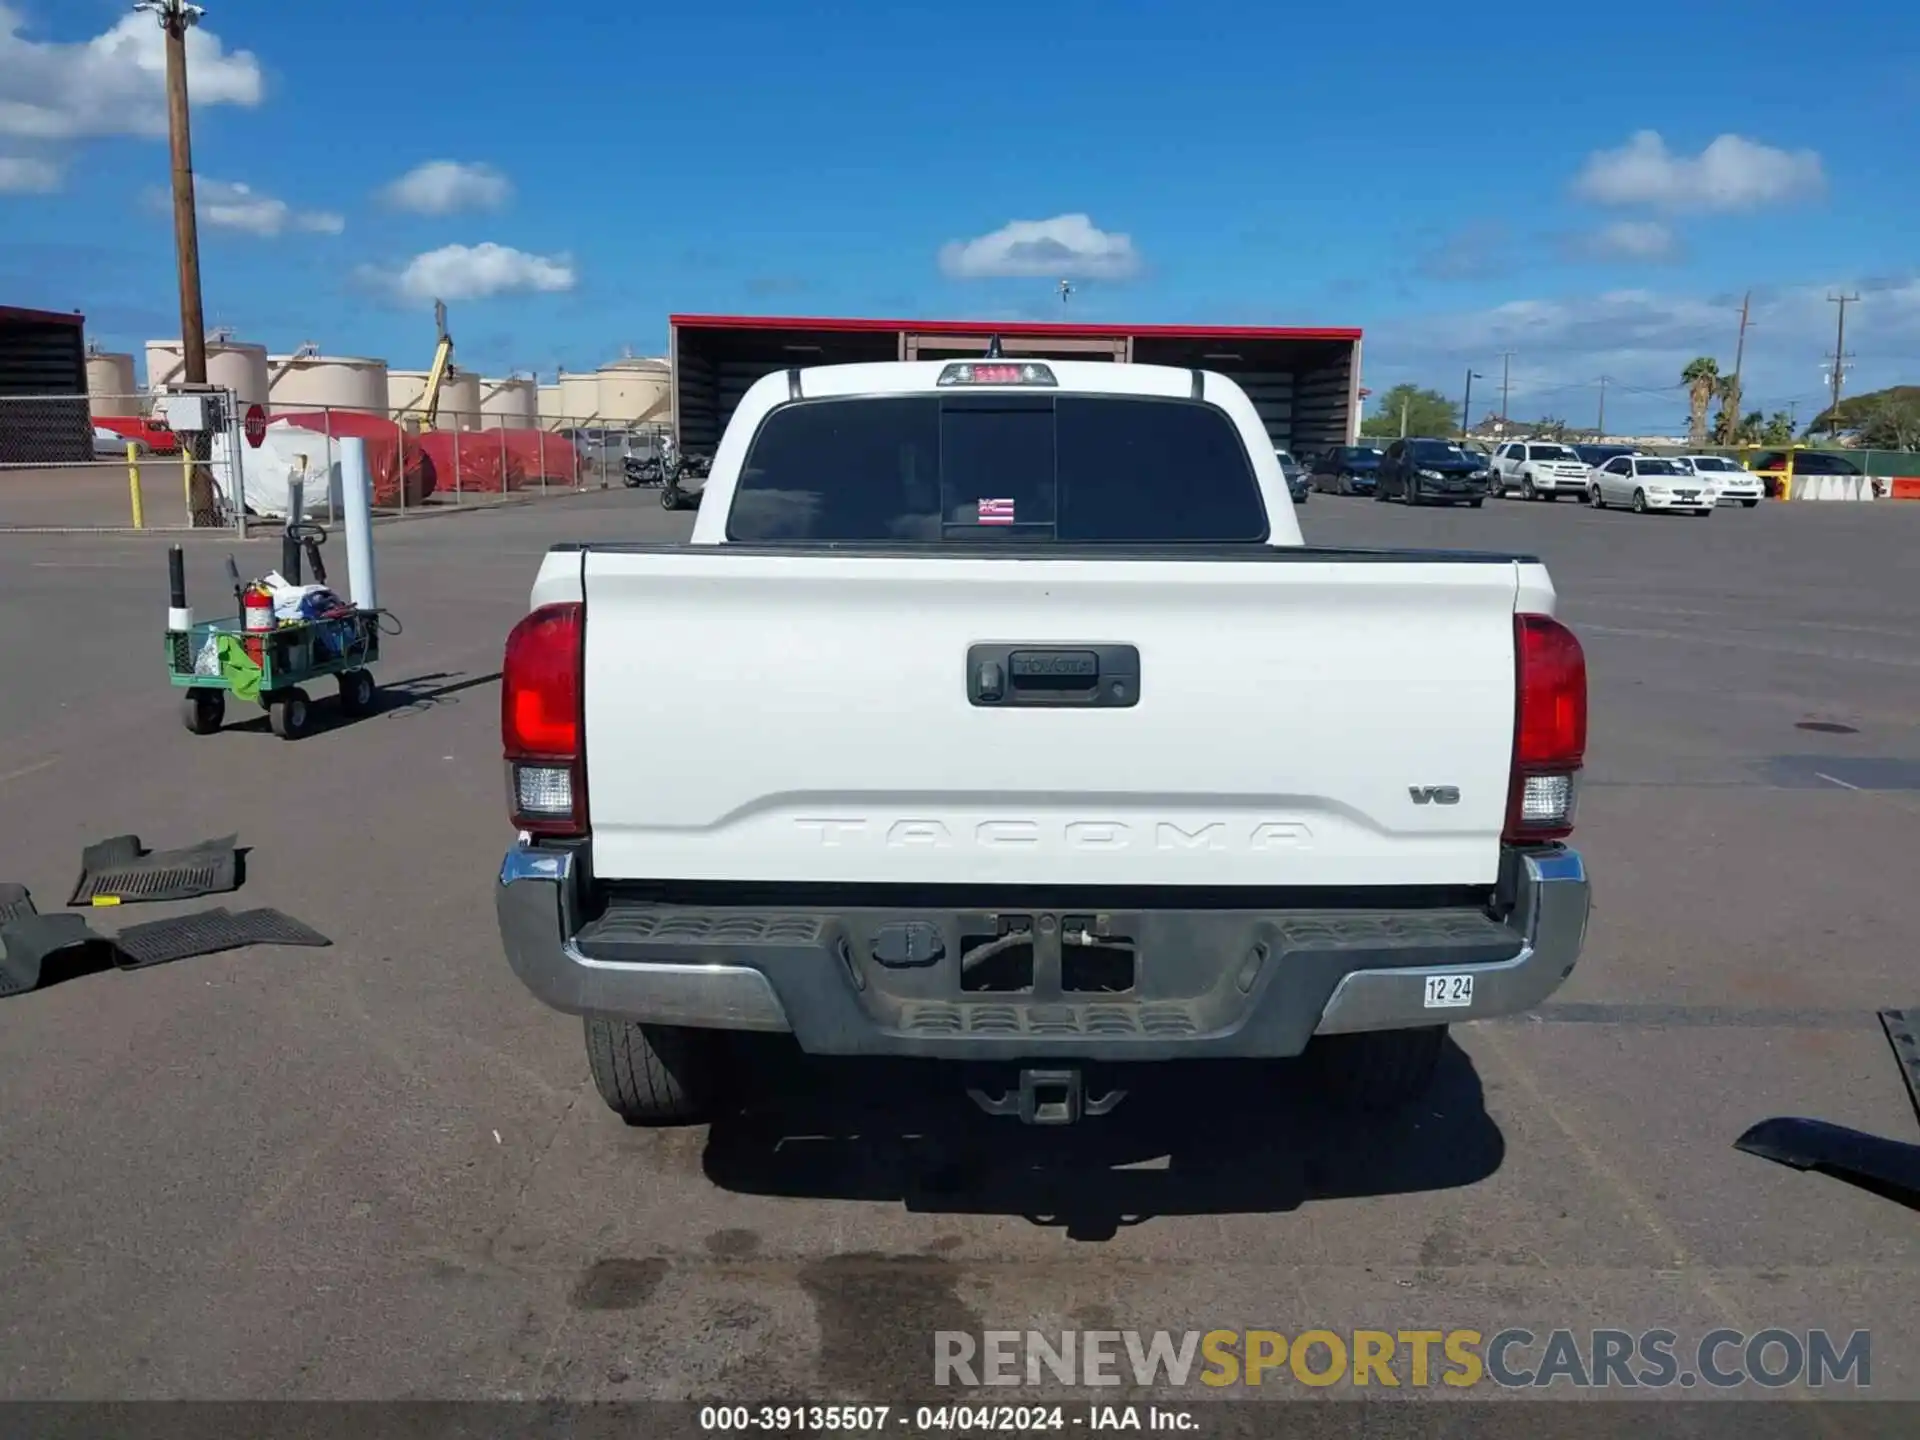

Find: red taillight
[502,602,586,837]
[1505,613,1586,844]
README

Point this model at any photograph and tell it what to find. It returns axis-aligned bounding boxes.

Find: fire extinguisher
[243,583,275,633]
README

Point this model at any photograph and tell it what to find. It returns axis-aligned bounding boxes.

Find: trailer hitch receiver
[967,1068,1126,1126]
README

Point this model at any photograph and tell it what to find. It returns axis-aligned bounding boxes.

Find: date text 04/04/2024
[697,1405,1196,1432]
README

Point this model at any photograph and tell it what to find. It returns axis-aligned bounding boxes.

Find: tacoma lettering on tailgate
[792,819,1315,850]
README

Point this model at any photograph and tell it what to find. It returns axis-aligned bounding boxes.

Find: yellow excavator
[400,301,454,432]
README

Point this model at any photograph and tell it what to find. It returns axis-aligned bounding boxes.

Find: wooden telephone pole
[1827,292,1859,434]
[138,1,210,386]
[1718,291,1751,443]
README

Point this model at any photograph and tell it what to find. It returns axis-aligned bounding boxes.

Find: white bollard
[340,436,379,611]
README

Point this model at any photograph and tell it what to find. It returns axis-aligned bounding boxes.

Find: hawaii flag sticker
[977,498,1016,525]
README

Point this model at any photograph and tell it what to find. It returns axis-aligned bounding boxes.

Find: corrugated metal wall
[673,325,1360,460]
[1233,371,1294,453]
[0,314,89,463]
[1290,353,1354,456]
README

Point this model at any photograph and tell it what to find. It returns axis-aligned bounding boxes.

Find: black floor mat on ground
[1881,1009,1920,1128]
[1,904,105,999]
[110,907,330,970]
[69,833,239,908]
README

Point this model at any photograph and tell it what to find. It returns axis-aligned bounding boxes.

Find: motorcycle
[622,454,665,488]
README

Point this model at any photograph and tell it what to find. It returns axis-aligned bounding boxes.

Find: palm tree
[1711,373,1744,445]
[1682,357,1720,444]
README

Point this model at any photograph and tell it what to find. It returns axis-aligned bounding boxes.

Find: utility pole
[1826,292,1858,435]
[1717,290,1752,443]
[1399,395,1409,438]
[1460,368,1483,438]
[136,1,210,386]
[1596,375,1608,438]
[1498,352,1514,430]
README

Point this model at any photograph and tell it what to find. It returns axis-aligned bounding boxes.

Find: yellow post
[126,443,145,529]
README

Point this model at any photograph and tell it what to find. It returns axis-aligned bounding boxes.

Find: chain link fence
[1,393,669,532]
[0,390,247,532]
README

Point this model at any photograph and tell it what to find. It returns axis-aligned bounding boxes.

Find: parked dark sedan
[1573,443,1639,468]
[1275,449,1311,505]
[1312,444,1384,495]
[1375,437,1494,507]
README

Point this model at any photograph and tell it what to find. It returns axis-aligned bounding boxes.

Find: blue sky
[3,0,1916,433]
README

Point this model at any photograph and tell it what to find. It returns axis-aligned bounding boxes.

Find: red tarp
[270,411,435,508]
[413,428,585,495]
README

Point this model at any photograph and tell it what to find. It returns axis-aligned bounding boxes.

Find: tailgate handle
[967,645,1139,708]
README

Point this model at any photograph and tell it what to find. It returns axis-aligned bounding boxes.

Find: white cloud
[1571,219,1680,262]
[360,242,577,303]
[1365,278,1920,428]
[0,2,262,140]
[1572,131,1825,213]
[939,214,1141,280]
[0,153,58,191]
[380,160,511,215]
[167,178,344,237]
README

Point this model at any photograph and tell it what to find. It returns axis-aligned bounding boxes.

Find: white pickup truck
[496,357,1592,1128]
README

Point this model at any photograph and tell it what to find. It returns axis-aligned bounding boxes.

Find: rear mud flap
[967,1067,1128,1126]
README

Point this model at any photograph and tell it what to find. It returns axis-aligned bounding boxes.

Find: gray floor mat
[69,833,239,908]
[111,907,330,970]
[0,911,104,998]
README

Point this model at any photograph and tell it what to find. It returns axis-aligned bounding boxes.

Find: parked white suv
[1493,442,1592,501]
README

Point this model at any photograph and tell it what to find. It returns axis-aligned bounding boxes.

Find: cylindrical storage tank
[145,339,270,408]
[558,371,600,426]
[387,369,430,417]
[438,369,482,431]
[87,351,138,416]
[479,376,537,430]
[537,384,564,428]
[267,355,389,417]
[597,358,671,425]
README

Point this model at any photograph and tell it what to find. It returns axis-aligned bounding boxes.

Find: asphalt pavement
[0,487,1916,1407]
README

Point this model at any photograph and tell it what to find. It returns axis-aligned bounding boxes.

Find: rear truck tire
[584,1015,716,1125]
[268,687,313,740]
[336,668,375,717]
[1632,488,1649,514]
[1742,498,1759,508]
[181,688,225,735]
[1306,1025,1447,1112]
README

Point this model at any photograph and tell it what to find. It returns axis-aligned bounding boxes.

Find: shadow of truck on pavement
[701,1036,1503,1241]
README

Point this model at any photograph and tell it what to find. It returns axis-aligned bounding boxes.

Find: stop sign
[244,403,267,448]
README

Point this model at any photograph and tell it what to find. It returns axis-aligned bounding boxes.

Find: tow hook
[967,1068,1127,1126]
